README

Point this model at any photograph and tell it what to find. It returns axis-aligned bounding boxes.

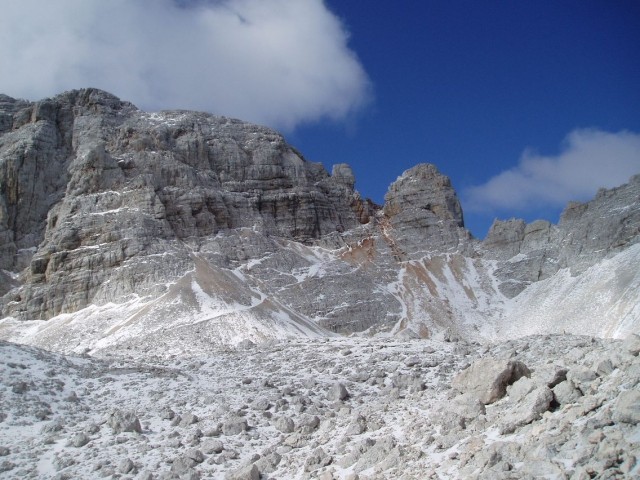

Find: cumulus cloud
[0,0,371,130]
[463,129,640,213]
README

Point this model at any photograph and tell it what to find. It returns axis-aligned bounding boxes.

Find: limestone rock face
[558,177,640,272]
[483,218,527,258]
[0,89,639,347]
[483,175,640,297]
[383,163,469,255]
[0,89,367,319]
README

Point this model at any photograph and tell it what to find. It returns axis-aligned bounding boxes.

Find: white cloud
[0,0,371,130]
[463,129,640,213]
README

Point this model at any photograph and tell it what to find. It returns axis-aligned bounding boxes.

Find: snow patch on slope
[0,252,333,356]
[498,243,640,339]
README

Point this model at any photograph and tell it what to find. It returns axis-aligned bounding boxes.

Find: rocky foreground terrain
[1,89,639,478]
[1,334,639,479]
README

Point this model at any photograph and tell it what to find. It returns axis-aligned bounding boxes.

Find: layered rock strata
[383,163,470,257]
[1,89,639,345]
[483,175,640,297]
[0,89,371,319]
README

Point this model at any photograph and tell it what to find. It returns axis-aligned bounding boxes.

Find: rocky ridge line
[483,174,640,297]
[0,89,639,343]
[0,89,376,319]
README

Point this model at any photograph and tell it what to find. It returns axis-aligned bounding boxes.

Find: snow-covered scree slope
[1,335,639,479]
[500,242,640,339]
[1,237,639,356]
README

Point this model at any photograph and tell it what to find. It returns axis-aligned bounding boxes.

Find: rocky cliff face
[484,175,640,297]
[383,163,469,256]
[0,89,639,352]
[0,89,372,320]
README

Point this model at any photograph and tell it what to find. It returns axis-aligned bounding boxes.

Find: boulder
[222,417,248,436]
[451,358,531,405]
[328,382,350,402]
[499,386,554,433]
[304,447,332,472]
[253,452,281,474]
[622,334,640,356]
[272,416,295,433]
[296,414,320,434]
[612,390,640,424]
[567,367,598,395]
[69,432,91,448]
[225,463,260,480]
[552,380,582,405]
[106,409,142,434]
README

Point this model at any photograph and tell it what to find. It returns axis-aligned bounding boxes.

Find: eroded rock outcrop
[383,163,469,255]
[0,89,639,344]
[0,89,370,319]
[484,175,640,297]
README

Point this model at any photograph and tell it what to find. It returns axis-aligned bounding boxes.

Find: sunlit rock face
[383,163,469,256]
[0,89,639,350]
[483,175,640,297]
[0,89,369,320]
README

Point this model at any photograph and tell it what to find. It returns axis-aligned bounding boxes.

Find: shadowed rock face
[0,89,639,344]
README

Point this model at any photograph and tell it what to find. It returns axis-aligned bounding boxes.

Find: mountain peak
[0,90,639,349]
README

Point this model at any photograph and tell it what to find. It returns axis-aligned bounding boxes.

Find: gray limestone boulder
[225,463,260,480]
[272,416,295,433]
[345,415,368,436]
[304,447,332,472]
[353,435,397,472]
[552,380,582,405]
[612,390,640,424]
[222,417,248,436]
[622,334,640,356]
[296,414,320,434]
[507,376,536,403]
[171,456,198,477]
[179,413,199,427]
[567,367,598,395]
[69,432,91,448]
[253,452,281,474]
[498,386,553,433]
[328,382,349,401]
[201,439,224,454]
[451,392,486,420]
[119,458,135,474]
[451,358,531,405]
[106,409,142,434]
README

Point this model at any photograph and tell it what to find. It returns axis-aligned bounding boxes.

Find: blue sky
[1,0,639,237]
[290,0,640,236]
